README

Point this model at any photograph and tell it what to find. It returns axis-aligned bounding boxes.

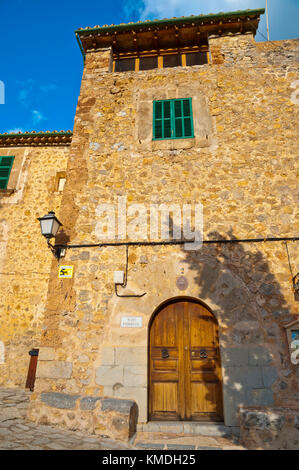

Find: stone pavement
[131,431,246,450]
[0,388,245,450]
[0,388,133,450]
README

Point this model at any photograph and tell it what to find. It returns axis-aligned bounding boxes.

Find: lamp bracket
[47,240,63,260]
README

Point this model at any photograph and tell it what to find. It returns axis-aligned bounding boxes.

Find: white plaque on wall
[121,316,143,328]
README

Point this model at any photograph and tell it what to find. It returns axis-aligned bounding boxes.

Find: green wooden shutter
[0,156,14,189]
[154,101,163,139]
[153,98,194,140]
[163,101,171,138]
[183,98,193,137]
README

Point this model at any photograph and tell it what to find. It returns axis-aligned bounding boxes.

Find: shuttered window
[186,52,208,66]
[153,98,194,140]
[115,58,135,72]
[0,156,14,189]
[163,54,182,68]
[139,56,158,71]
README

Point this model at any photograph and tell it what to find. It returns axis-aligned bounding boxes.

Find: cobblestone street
[0,388,245,450]
[0,388,133,450]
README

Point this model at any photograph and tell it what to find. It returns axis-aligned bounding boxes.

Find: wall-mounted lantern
[38,211,63,259]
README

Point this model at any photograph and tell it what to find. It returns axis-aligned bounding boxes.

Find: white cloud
[8,128,24,134]
[32,110,47,125]
[17,79,35,106]
[129,0,264,21]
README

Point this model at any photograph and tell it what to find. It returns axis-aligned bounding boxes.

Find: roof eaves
[0,130,73,147]
[75,8,265,36]
[0,130,73,138]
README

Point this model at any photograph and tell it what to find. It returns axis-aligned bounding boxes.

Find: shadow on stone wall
[55,227,70,246]
[178,228,296,431]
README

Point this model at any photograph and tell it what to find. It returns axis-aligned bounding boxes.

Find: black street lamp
[38,211,63,259]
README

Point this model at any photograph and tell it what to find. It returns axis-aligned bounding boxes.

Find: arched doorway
[149,298,223,421]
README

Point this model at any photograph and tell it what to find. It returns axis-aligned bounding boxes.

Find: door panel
[149,300,223,421]
[152,382,178,413]
[149,303,183,420]
[187,303,223,420]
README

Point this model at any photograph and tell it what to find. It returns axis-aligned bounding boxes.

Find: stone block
[248,388,274,406]
[95,365,123,386]
[99,397,139,440]
[222,377,247,427]
[248,347,273,366]
[168,445,196,450]
[80,396,102,411]
[223,365,248,389]
[183,423,230,437]
[100,347,115,366]
[100,397,136,414]
[38,347,55,361]
[36,361,72,379]
[224,364,263,392]
[110,386,148,422]
[115,347,147,366]
[136,443,165,449]
[40,392,80,409]
[79,251,90,260]
[246,367,263,388]
[221,347,248,366]
[262,367,278,387]
[123,366,147,387]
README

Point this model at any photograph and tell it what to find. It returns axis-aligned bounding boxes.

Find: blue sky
[0,0,298,134]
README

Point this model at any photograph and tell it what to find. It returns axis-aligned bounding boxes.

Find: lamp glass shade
[51,218,61,237]
[38,211,62,239]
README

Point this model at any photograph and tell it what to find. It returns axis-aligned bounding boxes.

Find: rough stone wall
[28,392,138,441]
[25,34,299,428]
[239,406,299,449]
[0,145,70,387]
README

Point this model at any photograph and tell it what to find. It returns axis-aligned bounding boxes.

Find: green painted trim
[153,98,194,141]
[76,9,265,36]
[0,155,14,189]
[75,32,86,64]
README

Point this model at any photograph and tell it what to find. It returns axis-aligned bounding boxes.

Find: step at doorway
[132,422,244,450]
[137,421,231,437]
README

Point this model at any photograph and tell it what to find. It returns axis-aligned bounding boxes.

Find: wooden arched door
[149,299,223,421]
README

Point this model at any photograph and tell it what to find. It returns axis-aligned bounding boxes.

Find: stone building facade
[0,9,298,445]
[0,132,72,386]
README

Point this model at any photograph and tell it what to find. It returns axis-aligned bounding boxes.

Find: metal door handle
[161,348,169,359]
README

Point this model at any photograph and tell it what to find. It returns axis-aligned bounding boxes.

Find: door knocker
[199,349,208,359]
[161,348,169,359]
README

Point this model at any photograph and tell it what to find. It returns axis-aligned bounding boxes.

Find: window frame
[152,98,194,141]
[0,156,15,189]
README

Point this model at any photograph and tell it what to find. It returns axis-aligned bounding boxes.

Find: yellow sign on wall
[58,265,74,278]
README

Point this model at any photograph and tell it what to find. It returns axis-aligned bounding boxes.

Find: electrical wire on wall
[284,240,299,293]
[115,245,147,298]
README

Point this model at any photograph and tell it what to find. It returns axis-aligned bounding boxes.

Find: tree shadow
[174,227,297,433]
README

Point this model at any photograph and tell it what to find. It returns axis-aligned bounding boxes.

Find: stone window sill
[0,189,16,197]
[137,136,212,151]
